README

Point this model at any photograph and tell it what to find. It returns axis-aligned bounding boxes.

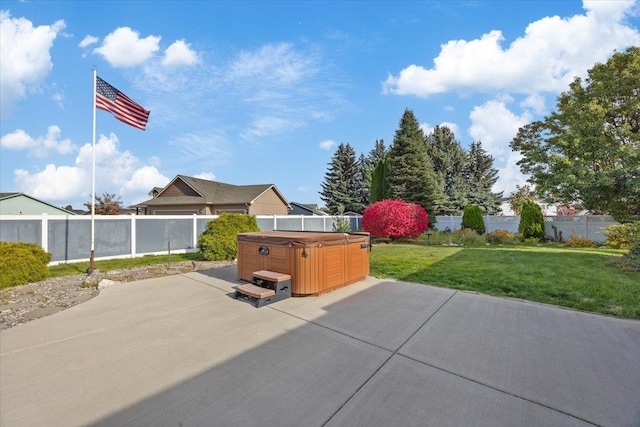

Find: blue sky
[1,1,639,210]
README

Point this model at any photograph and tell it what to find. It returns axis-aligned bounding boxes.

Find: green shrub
[198,214,260,261]
[0,242,51,289]
[563,236,598,248]
[485,229,516,245]
[450,228,486,246]
[604,221,640,249]
[461,204,485,235]
[518,202,544,240]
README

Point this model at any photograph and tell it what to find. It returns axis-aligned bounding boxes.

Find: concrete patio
[1,266,639,426]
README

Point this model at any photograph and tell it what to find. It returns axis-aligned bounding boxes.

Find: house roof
[0,192,76,215]
[289,201,328,216]
[132,175,290,208]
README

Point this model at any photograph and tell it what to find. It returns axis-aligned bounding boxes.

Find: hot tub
[236,231,370,296]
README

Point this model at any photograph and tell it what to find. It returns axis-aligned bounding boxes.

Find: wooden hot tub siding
[237,231,370,296]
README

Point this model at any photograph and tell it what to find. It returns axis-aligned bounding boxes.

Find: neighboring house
[288,202,328,216]
[132,175,291,215]
[0,193,76,215]
[499,196,558,216]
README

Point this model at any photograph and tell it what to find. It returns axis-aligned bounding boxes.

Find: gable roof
[0,192,76,215]
[289,202,328,216]
[133,175,290,208]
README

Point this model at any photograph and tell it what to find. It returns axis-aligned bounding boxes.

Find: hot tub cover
[236,231,370,248]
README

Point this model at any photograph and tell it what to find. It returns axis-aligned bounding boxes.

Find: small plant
[198,214,260,261]
[362,199,428,239]
[332,205,352,233]
[450,228,486,246]
[563,236,598,248]
[518,202,545,240]
[461,204,485,235]
[604,221,640,249]
[485,229,516,245]
[0,242,51,289]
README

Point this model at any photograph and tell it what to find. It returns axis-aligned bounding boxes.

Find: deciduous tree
[84,193,123,215]
[510,47,640,223]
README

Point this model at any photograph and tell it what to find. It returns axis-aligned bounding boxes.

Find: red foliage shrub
[362,199,428,239]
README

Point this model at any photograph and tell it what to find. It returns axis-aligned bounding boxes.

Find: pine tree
[465,141,503,214]
[320,143,366,214]
[366,139,387,169]
[355,154,369,212]
[387,109,444,226]
[424,125,469,215]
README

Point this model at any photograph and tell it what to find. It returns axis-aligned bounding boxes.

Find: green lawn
[369,244,640,319]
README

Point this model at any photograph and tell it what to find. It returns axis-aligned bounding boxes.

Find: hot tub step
[233,270,291,307]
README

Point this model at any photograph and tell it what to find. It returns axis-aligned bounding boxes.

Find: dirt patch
[0,260,234,330]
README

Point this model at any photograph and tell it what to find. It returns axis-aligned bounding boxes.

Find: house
[132,175,291,215]
[0,193,76,215]
[499,196,558,216]
[288,202,328,216]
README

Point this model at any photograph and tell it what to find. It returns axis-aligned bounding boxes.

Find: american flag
[96,76,150,131]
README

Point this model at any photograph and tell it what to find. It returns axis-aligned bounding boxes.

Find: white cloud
[468,99,533,195]
[228,42,319,86]
[421,122,462,139]
[78,34,98,48]
[0,11,65,114]
[162,39,199,67]
[194,172,216,181]
[15,164,87,200]
[382,1,640,97]
[12,132,169,206]
[241,115,298,140]
[520,94,546,115]
[319,139,336,150]
[168,132,232,167]
[93,27,160,68]
[1,125,76,156]
[121,166,170,203]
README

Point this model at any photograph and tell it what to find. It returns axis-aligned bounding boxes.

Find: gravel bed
[0,261,233,330]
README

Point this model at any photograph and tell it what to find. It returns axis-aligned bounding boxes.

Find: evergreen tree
[424,125,468,215]
[387,109,444,226]
[355,153,369,211]
[369,157,389,203]
[366,139,387,168]
[465,141,503,214]
[320,143,366,214]
[363,139,387,205]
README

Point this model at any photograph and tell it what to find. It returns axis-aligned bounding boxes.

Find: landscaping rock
[0,260,234,330]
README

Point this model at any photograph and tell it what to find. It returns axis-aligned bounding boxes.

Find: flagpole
[90,67,97,274]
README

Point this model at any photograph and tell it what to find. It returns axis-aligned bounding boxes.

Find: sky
[1,0,639,211]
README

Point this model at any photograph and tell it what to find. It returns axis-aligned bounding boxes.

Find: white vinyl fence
[0,214,362,265]
[0,213,617,265]
[434,215,618,243]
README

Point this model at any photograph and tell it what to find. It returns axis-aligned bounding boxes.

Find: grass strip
[48,252,203,277]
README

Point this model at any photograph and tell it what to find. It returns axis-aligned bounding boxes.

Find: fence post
[192,214,198,249]
[131,214,136,257]
[585,215,589,240]
[41,213,48,252]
